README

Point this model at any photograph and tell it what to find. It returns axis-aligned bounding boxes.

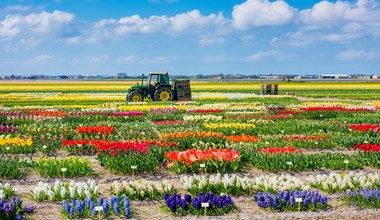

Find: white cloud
[2,37,41,52]
[0,10,75,38]
[232,0,296,29]
[93,10,226,36]
[88,10,228,44]
[336,49,377,60]
[4,5,31,12]
[202,54,235,63]
[300,0,380,27]
[245,50,283,62]
[24,54,55,65]
[198,35,225,46]
[321,33,361,43]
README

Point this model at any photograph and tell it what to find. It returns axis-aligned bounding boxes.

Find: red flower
[353,143,379,153]
[164,148,240,165]
[259,146,301,155]
[349,124,379,132]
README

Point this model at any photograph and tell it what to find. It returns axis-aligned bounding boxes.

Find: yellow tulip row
[0,137,33,147]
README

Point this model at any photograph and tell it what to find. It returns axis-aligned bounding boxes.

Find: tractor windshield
[149,74,169,87]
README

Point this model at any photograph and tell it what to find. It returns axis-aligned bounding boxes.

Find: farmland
[0,81,380,219]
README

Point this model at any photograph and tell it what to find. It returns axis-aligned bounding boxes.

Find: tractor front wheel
[154,87,174,101]
[127,90,144,102]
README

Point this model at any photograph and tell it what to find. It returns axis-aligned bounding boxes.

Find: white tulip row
[110,179,174,199]
[307,172,380,193]
[32,179,99,202]
[181,173,253,191]
[181,172,380,194]
[183,115,223,122]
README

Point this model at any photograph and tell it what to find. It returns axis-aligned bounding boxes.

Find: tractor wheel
[127,91,144,102]
[154,87,174,101]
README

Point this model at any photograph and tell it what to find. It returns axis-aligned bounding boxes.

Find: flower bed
[307,172,380,193]
[344,189,380,208]
[353,143,379,153]
[32,179,99,202]
[164,148,240,173]
[110,179,175,200]
[162,192,235,216]
[0,197,35,220]
[35,157,93,178]
[259,146,301,155]
[62,196,132,219]
[225,134,259,143]
[181,174,253,196]
[254,190,328,211]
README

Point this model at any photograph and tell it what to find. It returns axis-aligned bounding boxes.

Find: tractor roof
[149,72,168,75]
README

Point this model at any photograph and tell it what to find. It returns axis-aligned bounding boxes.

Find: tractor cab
[147,72,170,96]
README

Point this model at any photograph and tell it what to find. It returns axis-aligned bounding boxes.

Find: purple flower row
[0,125,18,134]
[164,192,234,215]
[255,190,328,211]
[345,188,380,208]
[62,195,131,218]
[0,196,35,220]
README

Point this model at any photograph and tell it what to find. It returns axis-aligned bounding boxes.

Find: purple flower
[184,194,191,203]
[164,193,169,201]
[181,200,188,211]
[169,200,176,212]
[63,201,70,213]
[69,206,74,217]
[102,200,109,214]
[98,198,104,206]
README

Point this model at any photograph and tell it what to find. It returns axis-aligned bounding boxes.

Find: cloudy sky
[0,0,379,75]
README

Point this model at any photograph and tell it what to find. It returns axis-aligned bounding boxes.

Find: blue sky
[0,0,379,75]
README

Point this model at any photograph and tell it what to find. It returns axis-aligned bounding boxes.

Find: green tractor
[126,72,191,102]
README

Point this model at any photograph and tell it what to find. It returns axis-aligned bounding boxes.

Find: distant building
[319,74,351,79]
[258,75,282,80]
[372,75,380,79]
[293,75,318,80]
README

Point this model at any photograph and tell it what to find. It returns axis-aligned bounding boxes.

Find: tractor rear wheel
[127,90,144,102]
[154,87,174,101]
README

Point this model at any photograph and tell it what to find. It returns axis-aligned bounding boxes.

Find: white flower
[69,187,75,198]
[4,183,10,189]
[47,190,55,200]
[85,190,91,198]
[60,188,67,198]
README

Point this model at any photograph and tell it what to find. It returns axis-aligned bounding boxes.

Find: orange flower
[164,148,240,166]
[225,134,259,143]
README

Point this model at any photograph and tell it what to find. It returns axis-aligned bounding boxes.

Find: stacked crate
[175,79,192,101]
[260,83,279,95]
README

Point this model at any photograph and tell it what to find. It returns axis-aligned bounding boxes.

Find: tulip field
[0,81,380,219]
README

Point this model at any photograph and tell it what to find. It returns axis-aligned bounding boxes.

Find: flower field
[0,81,380,219]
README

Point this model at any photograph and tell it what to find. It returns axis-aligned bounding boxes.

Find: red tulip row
[353,143,379,153]
[348,124,379,132]
[259,146,301,155]
[77,125,114,136]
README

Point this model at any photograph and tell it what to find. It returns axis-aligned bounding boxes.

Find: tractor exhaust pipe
[141,74,144,85]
